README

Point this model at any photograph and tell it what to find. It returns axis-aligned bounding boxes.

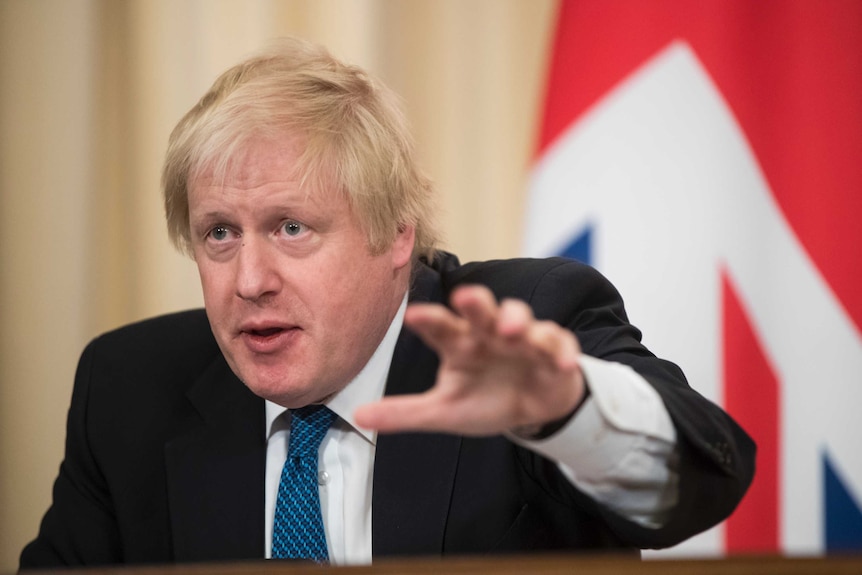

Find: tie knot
[287,405,336,458]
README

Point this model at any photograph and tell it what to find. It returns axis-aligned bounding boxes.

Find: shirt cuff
[507,355,679,527]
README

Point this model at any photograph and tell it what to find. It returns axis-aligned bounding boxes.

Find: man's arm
[355,270,755,548]
[508,355,679,528]
[355,284,679,525]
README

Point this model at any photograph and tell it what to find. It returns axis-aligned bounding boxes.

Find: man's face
[188,136,414,408]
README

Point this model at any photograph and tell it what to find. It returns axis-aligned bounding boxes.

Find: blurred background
[2,0,861,571]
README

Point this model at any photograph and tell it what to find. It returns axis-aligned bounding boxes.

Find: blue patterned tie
[272,405,336,562]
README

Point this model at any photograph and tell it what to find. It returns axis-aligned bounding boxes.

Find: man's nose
[234,238,281,302]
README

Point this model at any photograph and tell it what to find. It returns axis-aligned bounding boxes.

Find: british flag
[524,0,862,555]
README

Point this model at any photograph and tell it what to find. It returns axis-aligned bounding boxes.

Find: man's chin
[241,376,327,408]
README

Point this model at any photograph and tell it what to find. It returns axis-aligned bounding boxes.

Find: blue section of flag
[824,451,862,552]
[559,225,593,266]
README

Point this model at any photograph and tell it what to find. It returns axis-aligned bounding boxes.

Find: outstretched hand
[354,285,586,436]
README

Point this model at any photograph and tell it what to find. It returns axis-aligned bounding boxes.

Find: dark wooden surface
[20,554,862,575]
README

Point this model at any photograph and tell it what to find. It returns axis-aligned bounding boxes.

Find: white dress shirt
[264,297,678,564]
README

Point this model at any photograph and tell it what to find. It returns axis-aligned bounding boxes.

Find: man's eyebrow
[190,211,231,229]
[192,208,232,220]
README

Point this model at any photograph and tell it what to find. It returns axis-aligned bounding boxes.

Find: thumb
[354,395,443,433]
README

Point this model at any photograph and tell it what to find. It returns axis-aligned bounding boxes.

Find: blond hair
[162,37,440,259]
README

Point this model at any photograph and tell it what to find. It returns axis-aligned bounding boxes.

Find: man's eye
[281,221,306,237]
[209,226,230,241]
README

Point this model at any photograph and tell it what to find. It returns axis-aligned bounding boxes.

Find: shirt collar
[265,294,408,446]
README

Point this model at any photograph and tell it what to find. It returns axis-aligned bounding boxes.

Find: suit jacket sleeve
[443,256,756,549]
[20,338,124,567]
[19,310,256,569]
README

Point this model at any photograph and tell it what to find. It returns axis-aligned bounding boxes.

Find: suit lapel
[164,355,266,562]
[372,259,463,556]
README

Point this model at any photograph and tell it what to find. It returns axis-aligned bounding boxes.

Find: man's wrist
[511,384,591,441]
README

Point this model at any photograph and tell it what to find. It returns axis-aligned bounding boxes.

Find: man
[21,37,754,568]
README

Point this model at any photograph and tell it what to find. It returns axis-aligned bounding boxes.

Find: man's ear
[391,223,415,269]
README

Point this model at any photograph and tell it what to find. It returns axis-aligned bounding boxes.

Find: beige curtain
[0,0,556,568]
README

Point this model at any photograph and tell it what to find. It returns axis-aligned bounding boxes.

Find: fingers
[408,285,521,342]
[450,285,499,337]
[406,285,580,371]
[497,298,533,338]
[458,287,580,371]
[365,286,585,437]
[404,303,466,351]
[403,285,499,351]
[526,320,581,371]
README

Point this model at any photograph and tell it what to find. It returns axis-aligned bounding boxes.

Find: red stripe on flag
[722,270,780,552]
[536,0,862,332]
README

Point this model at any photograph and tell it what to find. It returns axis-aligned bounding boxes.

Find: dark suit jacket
[20,254,755,568]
